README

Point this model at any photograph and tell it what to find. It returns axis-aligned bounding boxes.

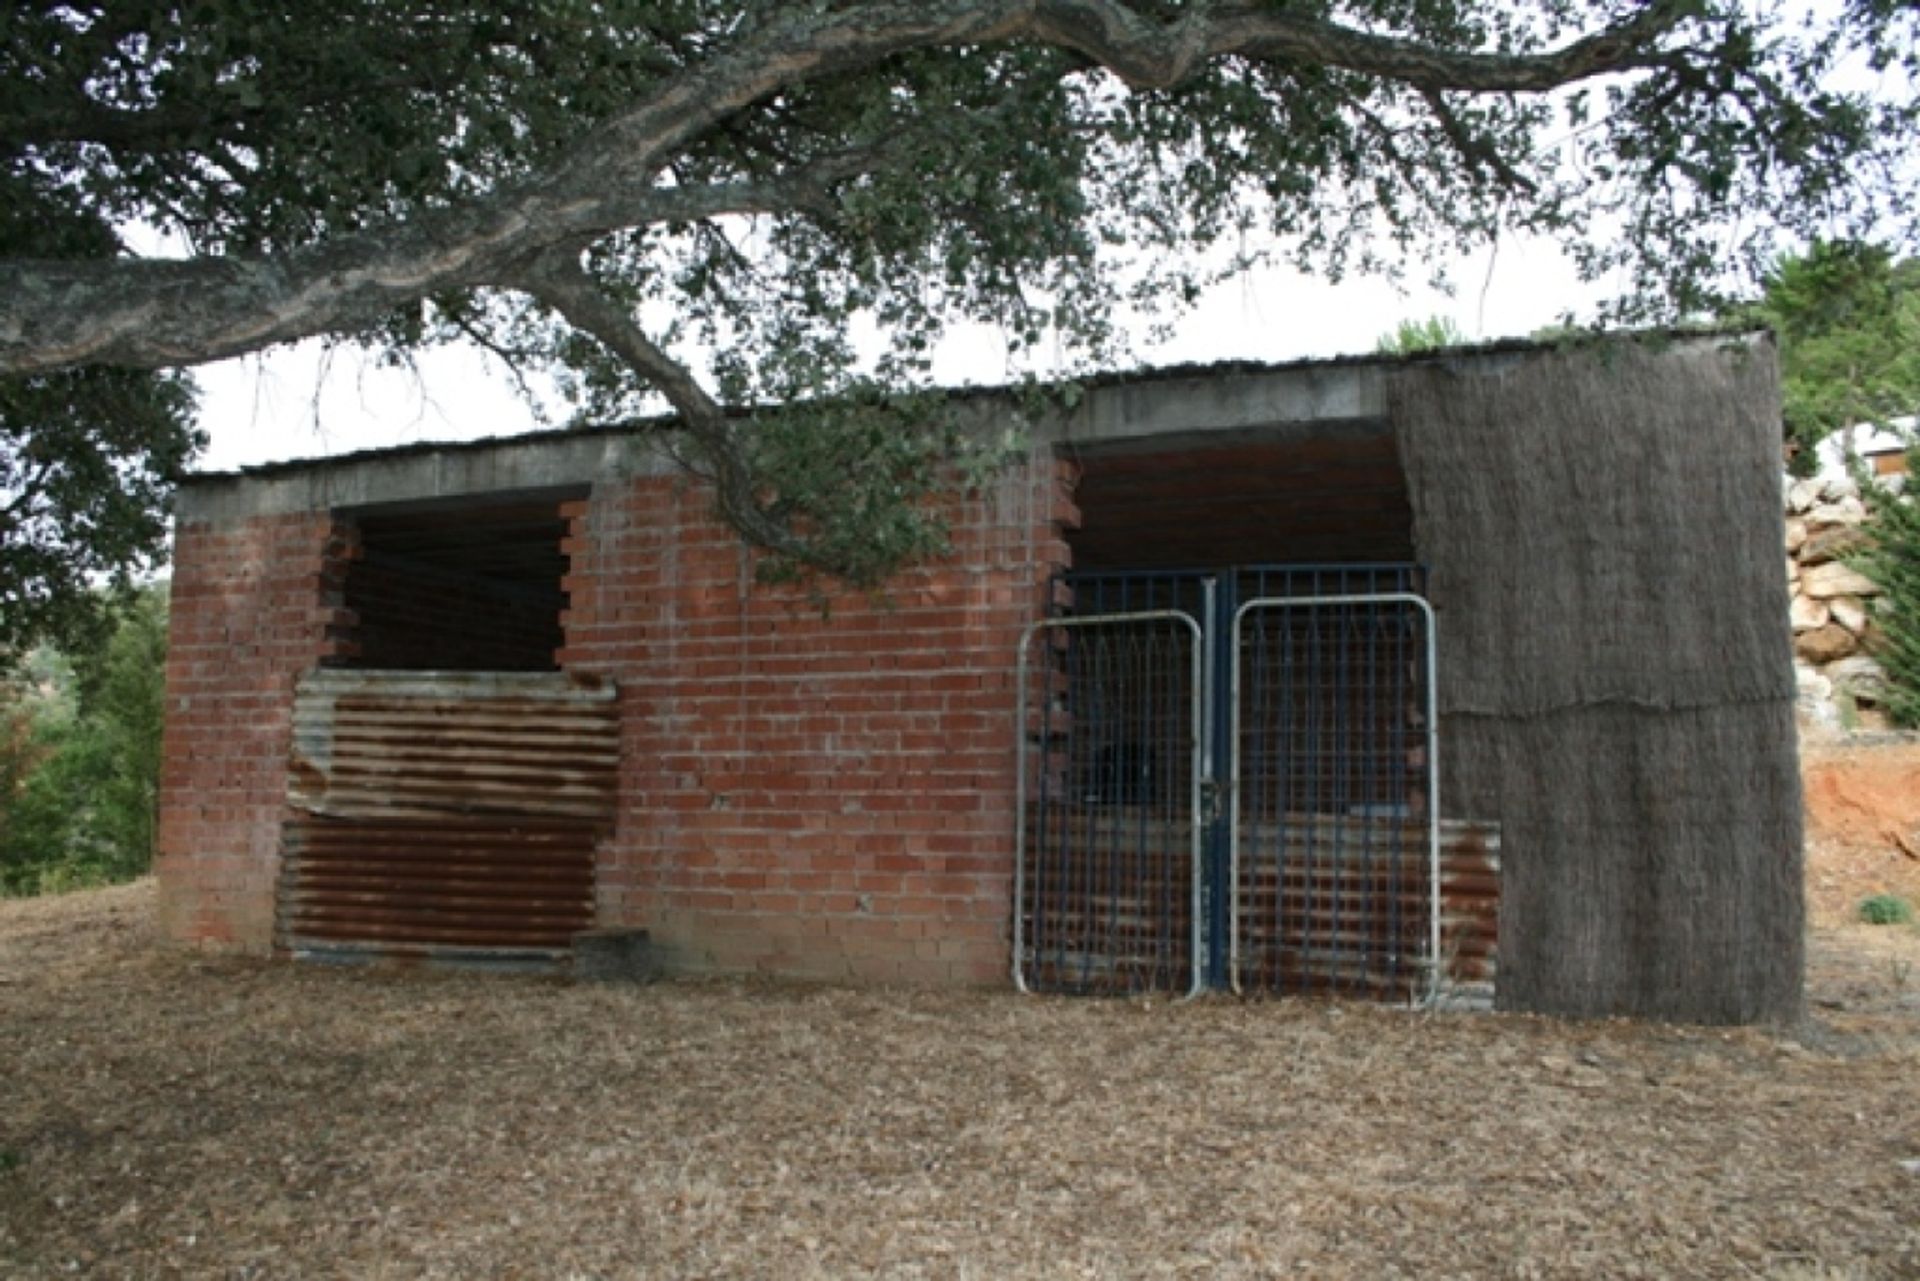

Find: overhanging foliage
[1,1,1916,608]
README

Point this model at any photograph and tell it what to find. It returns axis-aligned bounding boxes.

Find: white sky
[191,232,1602,473]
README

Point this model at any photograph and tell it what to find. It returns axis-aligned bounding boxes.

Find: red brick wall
[157,513,345,950]
[156,452,1077,979]
[561,455,1078,983]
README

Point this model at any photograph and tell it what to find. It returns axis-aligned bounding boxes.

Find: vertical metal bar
[1198,575,1218,989]
[1131,622,1147,987]
[1361,600,1377,993]
[1273,583,1293,993]
[1199,577,1217,803]
[1421,602,1441,1008]
[1303,595,1320,993]
[1388,596,1406,995]
[1227,597,1244,994]
[1152,614,1167,990]
[1337,582,1350,992]
[1068,618,1087,989]
[1083,628,1102,991]
[1013,619,1035,994]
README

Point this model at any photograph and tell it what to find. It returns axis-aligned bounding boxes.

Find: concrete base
[573,928,659,982]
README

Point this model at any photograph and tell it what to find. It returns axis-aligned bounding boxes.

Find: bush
[1375,316,1470,355]
[0,588,167,896]
[1857,893,1915,926]
[1857,452,1920,727]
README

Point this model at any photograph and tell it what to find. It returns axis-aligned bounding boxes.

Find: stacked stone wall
[1786,473,1903,732]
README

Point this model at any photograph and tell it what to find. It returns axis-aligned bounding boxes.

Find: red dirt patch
[1803,738,1920,925]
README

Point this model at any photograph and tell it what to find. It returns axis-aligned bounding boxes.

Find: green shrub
[0,588,167,896]
[1375,316,1470,355]
[1857,453,1920,727]
[1858,893,1915,926]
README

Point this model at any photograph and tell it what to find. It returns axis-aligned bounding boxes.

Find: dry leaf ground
[3,741,1918,1280]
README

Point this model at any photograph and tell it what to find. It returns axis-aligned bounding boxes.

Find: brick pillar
[156,512,340,952]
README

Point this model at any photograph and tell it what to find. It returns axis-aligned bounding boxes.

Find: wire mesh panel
[1017,610,1203,996]
[1230,591,1437,1001]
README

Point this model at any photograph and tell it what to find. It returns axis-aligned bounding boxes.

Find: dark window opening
[333,490,584,672]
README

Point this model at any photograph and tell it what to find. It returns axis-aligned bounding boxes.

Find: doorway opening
[1017,429,1461,999]
[277,487,612,965]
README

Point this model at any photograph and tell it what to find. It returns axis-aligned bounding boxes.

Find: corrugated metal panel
[1235,816,1500,1003]
[1433,821,1501,1009]
[1023,810,1500,1001]
[278,670,617,958]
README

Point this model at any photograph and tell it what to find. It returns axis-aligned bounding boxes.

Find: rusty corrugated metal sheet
[1236,816,1501,1003]
[278,671,617,958]
[1023,811,1500,1002]
[1435,820,1501,1005]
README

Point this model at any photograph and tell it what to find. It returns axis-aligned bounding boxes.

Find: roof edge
[183,324,1770,487]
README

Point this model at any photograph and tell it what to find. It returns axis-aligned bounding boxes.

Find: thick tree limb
[0,0,1693,377]
[0,145,901,375]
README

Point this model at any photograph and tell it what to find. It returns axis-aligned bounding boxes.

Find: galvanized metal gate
[1016,607,1206,996]
[1016,566,1440,1001]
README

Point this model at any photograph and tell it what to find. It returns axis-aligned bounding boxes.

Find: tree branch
[1030,0,1687,92]
[1418,88,1540,196]
[439,308,548,407]
[0,0,1692,377]
[0,142,906,375]
[1,459,55,521]
[513,249,809,563]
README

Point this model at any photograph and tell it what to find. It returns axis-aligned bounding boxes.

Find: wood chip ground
[3,741,1918,1279]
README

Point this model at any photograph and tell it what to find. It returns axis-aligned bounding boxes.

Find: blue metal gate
[1015,565,1438,999]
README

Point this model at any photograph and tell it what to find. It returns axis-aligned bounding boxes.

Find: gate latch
[1199,777,1222,824]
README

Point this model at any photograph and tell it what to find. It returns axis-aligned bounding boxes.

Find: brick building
[158,333,1806,1023]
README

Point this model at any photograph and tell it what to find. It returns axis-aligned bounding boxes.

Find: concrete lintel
[1051,362,1390,448]
[177,430,675,524]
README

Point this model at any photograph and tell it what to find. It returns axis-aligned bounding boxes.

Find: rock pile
[1785,474,1895,731]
